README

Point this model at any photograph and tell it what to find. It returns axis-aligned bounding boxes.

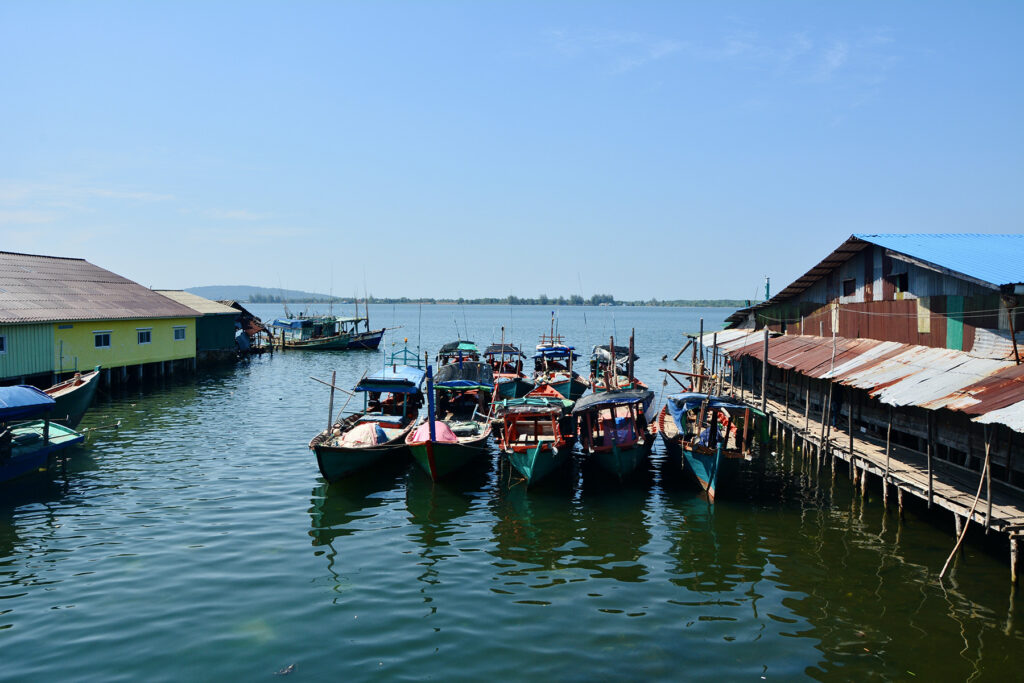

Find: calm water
[1,305,1021,681]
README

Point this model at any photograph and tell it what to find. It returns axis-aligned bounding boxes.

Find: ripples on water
[1,305,1022,680]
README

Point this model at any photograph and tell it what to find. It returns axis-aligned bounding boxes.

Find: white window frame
[137,327,153,345]
[173,326,187,341]
[94,331,112,348]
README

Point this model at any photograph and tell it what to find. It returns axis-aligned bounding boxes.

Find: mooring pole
[327,370,336,430]
[761,326,769,414]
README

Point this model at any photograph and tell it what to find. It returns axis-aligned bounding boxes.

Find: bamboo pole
[327,370,336,430]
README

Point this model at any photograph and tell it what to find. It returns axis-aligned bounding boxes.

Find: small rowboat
[43,366,101,428]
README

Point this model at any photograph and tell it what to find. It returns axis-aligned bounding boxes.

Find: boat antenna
[453,314,461,340]
[329,265,334,316]
[462,299,469,341]
[417,302,423,357]
[578,272,588,334]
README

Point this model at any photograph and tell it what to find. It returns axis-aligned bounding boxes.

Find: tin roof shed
[0,251,197,323]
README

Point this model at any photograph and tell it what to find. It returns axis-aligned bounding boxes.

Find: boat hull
[45,368,101,428]
[1,421,84,484]
[682,445,725,501]
[537,375,588,401]
[591,443,649,480]
[283,329,385,351]
[495,377,534,400]
[505,442,569,485]
[408,424,491,481]
[312,424,414,482]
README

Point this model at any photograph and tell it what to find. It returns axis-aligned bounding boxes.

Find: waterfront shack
[155,290,243,364]
[713,234,1024,580]
[0,251,199,387]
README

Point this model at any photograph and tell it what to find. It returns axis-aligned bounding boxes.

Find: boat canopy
[665,392,764,431]
[355,365,426,394]
[590,345,639,363]
[438,340,478,355]
[493,396,573,414]
[433,362,494,391]
[572,389,654,414]
[271,318,307,329]
[533,345,579,360]
[484,344,524,357]
[0,385,56,421]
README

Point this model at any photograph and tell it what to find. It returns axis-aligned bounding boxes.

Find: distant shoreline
[241,299,748,308]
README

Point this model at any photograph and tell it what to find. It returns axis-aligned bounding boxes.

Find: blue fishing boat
[573,388,655,480]
[484,337,533,400]
[661,392,766,501]
[1,386,85,484]
[309,347,426,482]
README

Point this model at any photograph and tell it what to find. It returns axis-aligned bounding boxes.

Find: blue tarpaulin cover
[356,365,427,393]
[533,345,579,360]
[572,389,654,414]
[271,318,306,329]
[665,392,763,432]
[0,386,56,420]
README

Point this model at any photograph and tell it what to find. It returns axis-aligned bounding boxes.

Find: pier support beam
[898,488,904,517]
[1012,537,1019,585]
[954,514,963,540]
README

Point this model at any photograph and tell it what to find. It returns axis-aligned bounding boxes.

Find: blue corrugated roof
[854,234,1024,286]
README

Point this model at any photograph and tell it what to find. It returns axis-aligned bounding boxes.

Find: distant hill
[186,285,339,302]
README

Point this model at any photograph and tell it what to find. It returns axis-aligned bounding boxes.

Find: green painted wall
[196,314,238,352]
[53,317,197,371]
[0,324,54,380]
[946,296,964,351]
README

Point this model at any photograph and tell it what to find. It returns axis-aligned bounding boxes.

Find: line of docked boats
[308,326,768,501]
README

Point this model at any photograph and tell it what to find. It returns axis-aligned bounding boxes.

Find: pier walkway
[756,394,1024,581]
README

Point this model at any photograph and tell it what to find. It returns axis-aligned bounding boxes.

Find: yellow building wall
[52,317,197,372]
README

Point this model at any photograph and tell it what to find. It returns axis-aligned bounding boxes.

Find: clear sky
[2,1,1021,301]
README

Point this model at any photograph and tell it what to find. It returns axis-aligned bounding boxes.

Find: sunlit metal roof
[155,290,240,316]
[854,233,1024,287]
[704,330,1024,433]
[0,251,198,323]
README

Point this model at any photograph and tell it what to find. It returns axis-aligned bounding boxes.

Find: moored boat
[436,340,480,365]
[661,392,765,502]
[1,386,85,485]
[272,308,384,351]
[493,387,575,486]
[43,365,101,428]
[573,388,655,480]
[309,356,426,482]
[484,332,533,400]
[406,361,494,481]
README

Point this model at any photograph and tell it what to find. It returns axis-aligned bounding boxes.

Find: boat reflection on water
[308,462,408,549]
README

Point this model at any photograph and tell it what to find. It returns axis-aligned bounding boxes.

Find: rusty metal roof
[0,251,198,323]
[707,330,1024,433]
[155,290,239,316]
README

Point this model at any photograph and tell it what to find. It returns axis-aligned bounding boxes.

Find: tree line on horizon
[246,292,749,307]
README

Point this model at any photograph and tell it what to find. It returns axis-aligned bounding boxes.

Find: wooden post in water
[1011,537,1019,585]
[849,387,856,486]
[761,327,769,414]
[327,370,336,429]
[884,406,893,508]
[927,411,935,509]
[804,378,810,437]
[784,370,790,418]
[985,426,993,532]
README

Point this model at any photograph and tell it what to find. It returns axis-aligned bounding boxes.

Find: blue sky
[2,2,1021,300]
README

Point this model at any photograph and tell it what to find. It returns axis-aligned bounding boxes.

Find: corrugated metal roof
[709,331,1024,433]
[854,233,1024,287]
[0,251,198,323]
[155,290,240,316]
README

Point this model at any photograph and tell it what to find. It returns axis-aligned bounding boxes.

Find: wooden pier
[756,392,1024,582]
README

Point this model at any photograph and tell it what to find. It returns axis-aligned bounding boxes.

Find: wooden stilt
[927,412,935,509]
[861,464,867,498]
[898,488,904,517]
[954,514,963,540]
[1012,537,1019,585]
[986,426,994,533]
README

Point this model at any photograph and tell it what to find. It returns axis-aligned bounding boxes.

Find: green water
[1,305,1021,680]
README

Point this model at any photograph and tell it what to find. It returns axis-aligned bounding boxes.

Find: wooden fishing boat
[573,388,655,480]
[1,386,85,484]
[660,392,765,501]
[588,332,656,418]
[484,336,533,400]
[309,354,426,482]
[406,361,494,481]
[43,365,101,428]
[271,308,384,350]
[436,340,480,365]
[493,387,575,486]
[533,338,589,401]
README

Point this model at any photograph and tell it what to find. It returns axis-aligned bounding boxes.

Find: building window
[137,328,152,345]
[0,335,5,354]
[886,272,908,294]
[174,326,186,341]
[842,278,856,297]
[94,332,111,348]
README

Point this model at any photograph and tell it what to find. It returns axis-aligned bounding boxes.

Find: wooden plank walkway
[758,395,1024,580]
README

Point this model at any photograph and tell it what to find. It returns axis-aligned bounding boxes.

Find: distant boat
[658,392,765,502]
[43,366,101,428]
[309,350,426,482]
[1,385,85,485]
[573,388,655,480]
[406,361,493,481]
[436,340,480,365]
[484,334,533,400]
[271,312,384,351]
[493,385,576,486]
